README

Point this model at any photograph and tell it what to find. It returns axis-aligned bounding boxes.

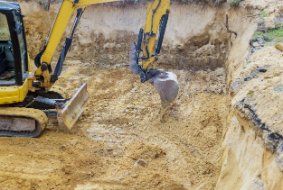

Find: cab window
[13,11,28,78]
[0,13,15,85]
[0,13,10,41]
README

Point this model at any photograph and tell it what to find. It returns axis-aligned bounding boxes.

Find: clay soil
[0,60,227,190]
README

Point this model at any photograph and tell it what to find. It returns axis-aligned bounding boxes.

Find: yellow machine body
[0,79,29,104]
[0,55,33,105]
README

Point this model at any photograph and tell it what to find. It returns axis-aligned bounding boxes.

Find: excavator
[0,0,179,138]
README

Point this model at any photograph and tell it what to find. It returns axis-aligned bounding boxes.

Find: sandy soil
[0,1,232,189]
[0,0,281,189]
[0,60,227,190]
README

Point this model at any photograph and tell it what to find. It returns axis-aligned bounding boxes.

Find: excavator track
[0,107,48,138]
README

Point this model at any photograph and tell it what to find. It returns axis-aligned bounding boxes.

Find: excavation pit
[0,1,282,189]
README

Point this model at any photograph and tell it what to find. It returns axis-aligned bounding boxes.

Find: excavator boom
[129,0,179,106]
[31,0,123,131]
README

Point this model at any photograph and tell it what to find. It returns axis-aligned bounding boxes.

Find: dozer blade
[57,83,89,130]
[151,71,179,107]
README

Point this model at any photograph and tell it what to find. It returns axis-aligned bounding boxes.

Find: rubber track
[0,107,48,137]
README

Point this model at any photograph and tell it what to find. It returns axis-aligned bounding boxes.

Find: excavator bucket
[151,71,179,107]
[57,83,89,129]
[129,44,179,106]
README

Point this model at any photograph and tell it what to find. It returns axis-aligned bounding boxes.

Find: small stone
[250,178,264,190]
[115,44,122,48]
[275,43,283,52]
[264,132,282,152]
[274,84,283,93]
[257,67,267,73]
[264,17,276,29]
[230,80,242,93]
[217,68,225,76]
[134,159,147,167]
[59,145,66,151]
[103,43,115,49]
[244,76,252,81]
[252,42,260,48]
[108,54,113,60]
[263,35,272,42]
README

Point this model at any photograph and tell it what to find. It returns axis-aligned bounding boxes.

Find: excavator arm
[33,0,121,89]
[130,0,179,105]
[139,0,170,71]
[26,0,124,133]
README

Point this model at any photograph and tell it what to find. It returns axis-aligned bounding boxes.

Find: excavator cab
[0,1,89,137]
[0,3,28,87]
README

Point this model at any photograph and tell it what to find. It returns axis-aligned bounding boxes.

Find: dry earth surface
[0,2,230,189]
[0,61,227,189]
[0,0,282,189]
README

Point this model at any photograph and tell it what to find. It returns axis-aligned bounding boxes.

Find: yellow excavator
[0,0,179,137]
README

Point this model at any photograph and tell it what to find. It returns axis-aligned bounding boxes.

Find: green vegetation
[260,10,269,18]
[253,27,283,43]
[228,0,244,7]
[247,90,254,97]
